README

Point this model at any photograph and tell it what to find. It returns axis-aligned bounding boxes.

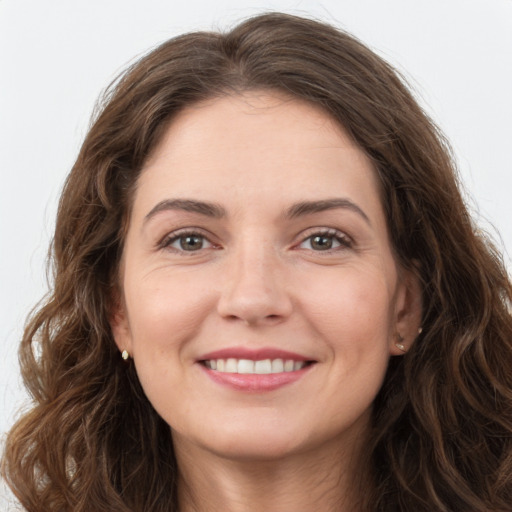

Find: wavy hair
[3,12,512,512]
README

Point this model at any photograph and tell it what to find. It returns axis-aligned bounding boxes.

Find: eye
[161,231,214,252]
[299,230,352,251]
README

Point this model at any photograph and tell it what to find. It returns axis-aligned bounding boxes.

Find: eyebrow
[144,199,226,224]
[143,197,370,225]
[285,198,371,225]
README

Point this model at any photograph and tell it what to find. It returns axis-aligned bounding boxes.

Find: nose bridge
[217,232,292,323]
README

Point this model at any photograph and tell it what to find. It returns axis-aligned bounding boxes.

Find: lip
[196,346,316,392]
[198,361,314,392]
[197,347,312,362]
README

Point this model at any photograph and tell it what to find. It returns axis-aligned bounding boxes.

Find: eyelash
[159,229,216,253]
[297,228,353,252]
[159,228,353,254]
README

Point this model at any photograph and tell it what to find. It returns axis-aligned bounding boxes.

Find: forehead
[145,92,364,168]
[134,92,384,225]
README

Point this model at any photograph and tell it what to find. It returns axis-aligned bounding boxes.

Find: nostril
[216,280,293,324]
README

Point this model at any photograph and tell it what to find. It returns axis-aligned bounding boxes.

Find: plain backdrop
[1,0,511,504]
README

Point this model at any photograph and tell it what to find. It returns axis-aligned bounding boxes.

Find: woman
[2,12,511,512]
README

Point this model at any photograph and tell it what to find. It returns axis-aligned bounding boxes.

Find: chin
[184,414,363,464]
[204,434,307,462]
[172,416,315,462]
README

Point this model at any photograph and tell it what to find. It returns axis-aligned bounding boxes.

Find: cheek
[302,265,396,345]
[299,264,396,404]
[124,268,216,357]
[305,269,395,413]
[123,271,214,425]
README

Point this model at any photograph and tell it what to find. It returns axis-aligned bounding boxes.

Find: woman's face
[112,92,421,460]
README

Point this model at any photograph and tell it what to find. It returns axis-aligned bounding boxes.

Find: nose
[216,241,293,326]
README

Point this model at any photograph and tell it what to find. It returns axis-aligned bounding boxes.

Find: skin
[111,92,422,512]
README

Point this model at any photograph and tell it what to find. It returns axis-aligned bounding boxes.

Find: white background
[1,0,511,505]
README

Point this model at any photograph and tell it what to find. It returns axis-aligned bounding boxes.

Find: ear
[109,288,133,356]
[390,266,423,356]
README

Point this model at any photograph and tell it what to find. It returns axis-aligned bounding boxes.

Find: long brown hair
[3,12,512,512]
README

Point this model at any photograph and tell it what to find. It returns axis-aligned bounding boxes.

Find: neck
[174,432,369,512]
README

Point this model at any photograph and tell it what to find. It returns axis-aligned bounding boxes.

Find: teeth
[271,358,284,373]
[225,358,237,373]
[284,359,294,372]
[204,358,307,374]
[254,359,272,374]
[237,359,254,374]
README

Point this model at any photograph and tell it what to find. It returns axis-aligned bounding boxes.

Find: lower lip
[198,363,314,392]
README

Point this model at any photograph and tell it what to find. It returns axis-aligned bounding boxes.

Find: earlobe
[390,267,423,356]
[109,291,133,356]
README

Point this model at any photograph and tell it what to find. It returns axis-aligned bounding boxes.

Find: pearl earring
[395,333,406,353]
[121,350,130,360]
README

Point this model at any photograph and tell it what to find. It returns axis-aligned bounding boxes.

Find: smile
[203,358,309,374]
[197,348,316,392]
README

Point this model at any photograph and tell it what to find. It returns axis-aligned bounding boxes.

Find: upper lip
[197,347,314,362]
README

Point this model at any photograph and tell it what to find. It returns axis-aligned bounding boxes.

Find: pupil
[312,235,332,250]
[180,235,202,251]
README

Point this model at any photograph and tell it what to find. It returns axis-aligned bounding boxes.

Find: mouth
[201,358,314,374]
[196,348,316,392]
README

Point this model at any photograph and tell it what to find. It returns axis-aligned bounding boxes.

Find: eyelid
[158,227,218,252]
[295,227,353,250]
[157,226,353,253]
